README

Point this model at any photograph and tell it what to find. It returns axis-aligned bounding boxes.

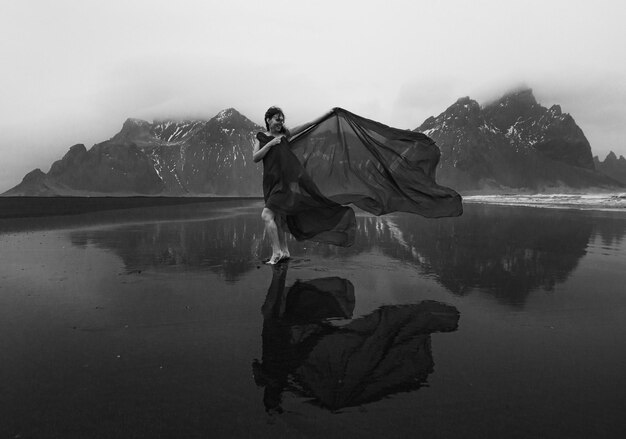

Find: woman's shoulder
[256,131,272,141]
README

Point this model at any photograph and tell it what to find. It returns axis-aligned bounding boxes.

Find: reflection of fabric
[253,266,460,413]
[290,108,463,217]
[259,132,356,247]
[296,301,460,411]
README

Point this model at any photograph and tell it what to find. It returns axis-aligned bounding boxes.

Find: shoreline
[0,196,262,219]
[2,193,625,223]
[464,193,626,212]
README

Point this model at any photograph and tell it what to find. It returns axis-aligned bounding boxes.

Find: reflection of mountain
[300,205,597,305]
[592,214,626,248]
[70,214,266,281]
[69,202,624,302]
[253,265,459,413]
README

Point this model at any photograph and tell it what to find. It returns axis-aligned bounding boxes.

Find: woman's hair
[264,106,288,134]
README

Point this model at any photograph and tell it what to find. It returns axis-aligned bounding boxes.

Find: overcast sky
[1,0,625,192]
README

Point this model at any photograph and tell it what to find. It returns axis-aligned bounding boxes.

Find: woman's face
[267,113,285,133]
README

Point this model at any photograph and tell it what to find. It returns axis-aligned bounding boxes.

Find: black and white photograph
[1,1,625,437]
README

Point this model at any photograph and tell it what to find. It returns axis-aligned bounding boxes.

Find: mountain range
[417,88,622,192]
[4,88,624,196]
[5,109,263,196]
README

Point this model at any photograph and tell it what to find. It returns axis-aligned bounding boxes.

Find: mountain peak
[452,96,480,110]
[497,87,536,106]
[440,97,481,121]
[124,118,151,127]
[207,108,261,131]
[111,118,154,144]
[23,168,46,182]
[214,108,242,122]
[549,104,562,116]
[596,151,626,184]
[480,87,541,133]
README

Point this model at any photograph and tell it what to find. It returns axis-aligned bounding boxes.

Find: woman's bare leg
[277,225,290,261]
[261,208,281,264]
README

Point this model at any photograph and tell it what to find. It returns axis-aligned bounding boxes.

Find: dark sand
[1,200,625,438]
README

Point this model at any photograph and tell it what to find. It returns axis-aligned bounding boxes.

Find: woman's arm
[289,108,336,139]
[252,136,281,163]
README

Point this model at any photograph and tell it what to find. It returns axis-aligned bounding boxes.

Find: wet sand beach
[1,199,625,438]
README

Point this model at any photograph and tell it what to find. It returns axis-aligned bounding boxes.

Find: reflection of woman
[252,264,355,414]
[253,106,355,264]
[253,264,460,413]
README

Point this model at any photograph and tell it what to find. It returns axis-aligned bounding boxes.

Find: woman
[253,106,355,264]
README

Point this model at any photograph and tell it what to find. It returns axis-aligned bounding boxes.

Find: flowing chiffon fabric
[259,107,463,246]
[290,107,463,216]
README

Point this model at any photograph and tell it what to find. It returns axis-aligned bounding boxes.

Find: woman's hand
[253,135,283,162]
[266,137,282,147]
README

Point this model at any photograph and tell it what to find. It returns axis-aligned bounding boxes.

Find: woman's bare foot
[264,251,291,265]
[265,253,282,265]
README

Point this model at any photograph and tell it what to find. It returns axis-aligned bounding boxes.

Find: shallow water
[1,201,625,438]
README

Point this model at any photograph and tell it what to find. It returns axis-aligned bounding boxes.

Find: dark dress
[257,132,356,247]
